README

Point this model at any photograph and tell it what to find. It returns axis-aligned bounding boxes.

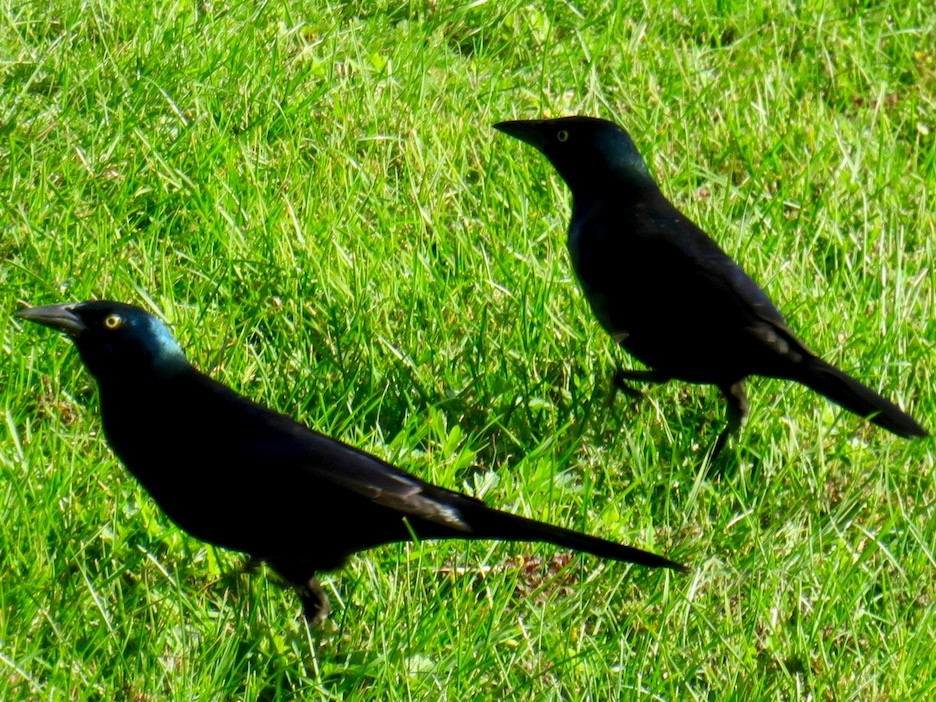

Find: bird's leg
[711,380,749,460]
[269,559,332,624]
[297,576,332,625]
[612,368,669,399]
[216,554,263,589]
[241,555,263,574]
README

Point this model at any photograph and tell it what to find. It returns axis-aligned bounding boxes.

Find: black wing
[640,191,790,331]
[195,372,475,532]
[573,189,811,375]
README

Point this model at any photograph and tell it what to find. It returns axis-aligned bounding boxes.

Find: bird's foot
[709,427,730,462]
[215,554,263,590]
[298,576,332,626]
[612,368,670,399]
[702,430,731,477]
[705,381,748,476]
[241,555,263,574]
[611,370,645,399]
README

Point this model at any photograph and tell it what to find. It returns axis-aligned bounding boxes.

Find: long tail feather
[462,507,687,572]
[797,358,926,438]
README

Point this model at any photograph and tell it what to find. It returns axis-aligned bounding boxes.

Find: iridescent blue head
[17,301,188,382]
[494,116,655,195]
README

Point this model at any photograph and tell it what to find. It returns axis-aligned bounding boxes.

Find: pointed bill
[16,303,87,336]
[493,120,550,151]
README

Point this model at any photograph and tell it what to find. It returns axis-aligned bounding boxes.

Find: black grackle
[495,116,926,457]
[17,300,685,622]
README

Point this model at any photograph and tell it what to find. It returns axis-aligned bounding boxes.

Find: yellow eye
[104,314,123,330]
[557,129,569,143]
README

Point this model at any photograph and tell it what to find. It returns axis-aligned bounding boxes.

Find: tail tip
[881,413,927,438]
[654,555,689,573]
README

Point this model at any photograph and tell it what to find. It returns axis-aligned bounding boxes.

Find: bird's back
[568,186,803,383]
[96,368,489,569]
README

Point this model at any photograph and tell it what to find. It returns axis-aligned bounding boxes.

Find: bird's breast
[566,215,641,337]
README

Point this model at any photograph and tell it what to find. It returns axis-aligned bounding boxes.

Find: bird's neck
[94,360,193,401]
[96,364,200,461]
[567,165,655,198]
[570,176,658,213]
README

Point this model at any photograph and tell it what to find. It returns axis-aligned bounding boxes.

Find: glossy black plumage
[495,116,926,456]
[17,300,685,621]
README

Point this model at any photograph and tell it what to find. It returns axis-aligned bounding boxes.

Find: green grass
[1,0,934,698]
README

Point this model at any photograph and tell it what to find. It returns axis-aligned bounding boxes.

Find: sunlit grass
[1,1,933,699]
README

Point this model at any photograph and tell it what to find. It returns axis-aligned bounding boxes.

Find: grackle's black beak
[493,120,550,151]
[16,303,87,336]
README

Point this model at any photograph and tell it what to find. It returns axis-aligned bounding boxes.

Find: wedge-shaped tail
[795,358,926,438]
[460,503,686,572]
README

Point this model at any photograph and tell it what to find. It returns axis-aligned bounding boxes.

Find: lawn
[1,1,933,699]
